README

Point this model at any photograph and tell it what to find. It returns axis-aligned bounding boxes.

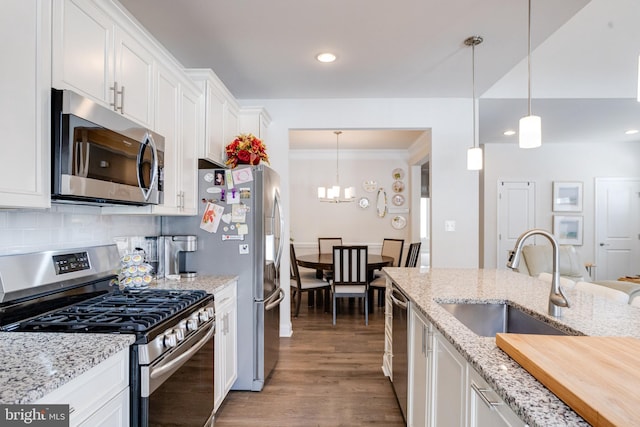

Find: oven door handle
[150,321,215,380]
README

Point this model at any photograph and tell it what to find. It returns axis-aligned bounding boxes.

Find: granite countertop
[152,274,237,294]
[0,275,237,405]
[0,333,134,404]
[383,267,640,427]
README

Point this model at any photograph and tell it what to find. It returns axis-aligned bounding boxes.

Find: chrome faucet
[507,229,570,317]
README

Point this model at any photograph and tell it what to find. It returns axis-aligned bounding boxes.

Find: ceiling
[118,0,640,148]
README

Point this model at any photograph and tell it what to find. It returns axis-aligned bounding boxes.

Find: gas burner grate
[14,288,209,333]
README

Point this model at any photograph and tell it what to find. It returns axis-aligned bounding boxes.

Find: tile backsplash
[0,204,160,255]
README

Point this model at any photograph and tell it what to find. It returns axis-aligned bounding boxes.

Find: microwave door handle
[137,132,158,201]
[75,130,90,177]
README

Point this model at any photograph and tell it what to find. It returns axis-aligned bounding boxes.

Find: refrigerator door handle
[265,287,285,311]
[273,189,285,269]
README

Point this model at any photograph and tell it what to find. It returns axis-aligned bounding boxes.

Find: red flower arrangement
[225,133,270,168]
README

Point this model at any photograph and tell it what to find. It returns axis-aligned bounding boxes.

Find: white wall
[0,204,160,255]
[289,149,411,256]
[482,141,640,269]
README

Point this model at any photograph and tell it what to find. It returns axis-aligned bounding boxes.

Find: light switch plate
[239,244,250,254]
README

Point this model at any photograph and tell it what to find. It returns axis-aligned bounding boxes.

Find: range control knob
[204,307,215,319]
[163,332,177,348]
[186,318,198,331]
[198,308,210,322]
[173,325,186,342]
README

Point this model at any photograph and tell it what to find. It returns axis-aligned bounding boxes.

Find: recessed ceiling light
[316,53,336,63]
[625,129,639,135]
[503,130,516,136]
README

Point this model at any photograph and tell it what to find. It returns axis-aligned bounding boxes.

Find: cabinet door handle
[110,82,119,112]
[224,312,230,334]
[471,383,502,410]
[119,85,125,114]
[110,82,124,113]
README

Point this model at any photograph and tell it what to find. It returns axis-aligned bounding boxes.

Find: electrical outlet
[445,220,456,232]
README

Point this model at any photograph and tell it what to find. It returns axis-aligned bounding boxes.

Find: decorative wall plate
[392,168,405,180]
[391,215,407,230]
[358,197,370,209]
[362,180,378,193]
[392,180,405,193]
[392,194,405,206]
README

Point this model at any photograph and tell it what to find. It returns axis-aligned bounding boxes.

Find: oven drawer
[35,349,129,426]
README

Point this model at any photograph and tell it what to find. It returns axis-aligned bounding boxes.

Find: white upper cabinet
[52,0,155,128]
[187,69,240,167]
[178,82,200,215]
[152,64,180,213]
[0,0,51,209]
[52,0,112,103]
[112,26,155,127]
[238,108,271,141]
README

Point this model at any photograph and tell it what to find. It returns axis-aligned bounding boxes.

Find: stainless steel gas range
[0,245,216,427]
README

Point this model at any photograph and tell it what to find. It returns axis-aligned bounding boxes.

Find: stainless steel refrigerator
[162,165,284,391]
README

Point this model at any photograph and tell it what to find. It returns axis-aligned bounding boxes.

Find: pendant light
[519,0,542,149]
[317,131,355,203]
[465,36,483,171]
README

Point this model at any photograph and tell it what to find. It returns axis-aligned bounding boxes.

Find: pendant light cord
[472,43,477,149]
[334,131,342,187]
[527,0,532,116]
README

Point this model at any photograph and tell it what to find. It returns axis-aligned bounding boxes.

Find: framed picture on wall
[552,181,583,212]
[553,215,583,245]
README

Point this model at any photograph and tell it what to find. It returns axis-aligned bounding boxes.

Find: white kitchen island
[383,267,640,427]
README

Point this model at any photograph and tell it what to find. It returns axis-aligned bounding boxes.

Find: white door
[595,178,640,280]
[497,181,536,270]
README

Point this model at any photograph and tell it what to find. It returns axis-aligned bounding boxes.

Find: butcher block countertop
[497,334,640,427]
[382,267,640,427]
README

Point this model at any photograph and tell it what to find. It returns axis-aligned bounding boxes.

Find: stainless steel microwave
[51,88,164,205]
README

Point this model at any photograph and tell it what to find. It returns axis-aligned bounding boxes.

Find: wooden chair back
[318,237,343,254]
[405,242,422,267]
[381,238,404,267]
[332,246,368,287]
[290,243,302,290]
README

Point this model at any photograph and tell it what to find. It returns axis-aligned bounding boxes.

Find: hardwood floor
[215,292,404,426]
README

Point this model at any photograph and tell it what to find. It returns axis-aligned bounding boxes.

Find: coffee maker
[158,235,197,278]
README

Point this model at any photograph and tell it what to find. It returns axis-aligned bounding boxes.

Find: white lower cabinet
[35,348,129,427]
[214,280,238,412]
[468,369,524,427]
[78,388,129,427]
[406,305,524,427]
[432,329,468,427]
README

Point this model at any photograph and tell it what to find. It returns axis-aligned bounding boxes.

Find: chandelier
[317,131,355,203]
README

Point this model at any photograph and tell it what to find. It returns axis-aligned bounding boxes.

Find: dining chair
[405,242,422,267]
[318,237,342,281]
[290,244,331,317]
[318,237,343,254]
[331,245,369,325]
[369,239,404,306]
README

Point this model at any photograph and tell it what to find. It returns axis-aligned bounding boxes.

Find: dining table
[295,253,394,312]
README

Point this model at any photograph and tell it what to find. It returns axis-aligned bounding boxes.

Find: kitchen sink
[438,302,568,337]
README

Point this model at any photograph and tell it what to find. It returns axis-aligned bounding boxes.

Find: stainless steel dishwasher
[390,283,409,422]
